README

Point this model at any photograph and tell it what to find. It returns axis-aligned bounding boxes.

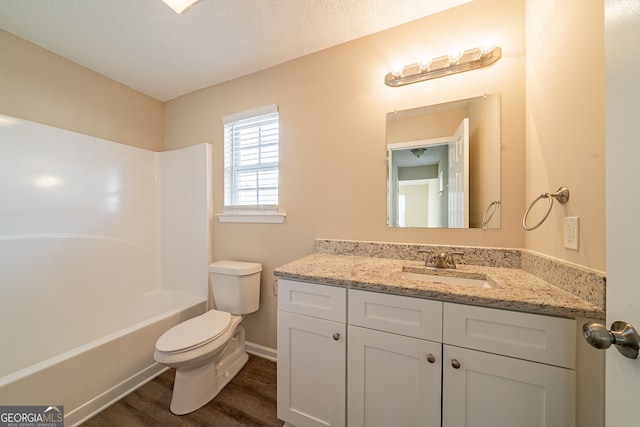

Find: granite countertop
[274,253,605,320]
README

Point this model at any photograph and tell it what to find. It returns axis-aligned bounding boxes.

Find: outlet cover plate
[564,216,579,250]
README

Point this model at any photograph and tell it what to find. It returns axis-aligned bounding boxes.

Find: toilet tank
[209,260,262,315]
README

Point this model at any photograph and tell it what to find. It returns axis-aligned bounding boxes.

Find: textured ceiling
[0,0,471,101]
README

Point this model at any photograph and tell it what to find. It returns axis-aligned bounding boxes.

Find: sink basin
[401,271,493,288]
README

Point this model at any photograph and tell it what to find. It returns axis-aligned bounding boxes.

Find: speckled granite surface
[314,239,522,268]
[314,239,606,308]
[274,240,605,320]
[520,251,605,309]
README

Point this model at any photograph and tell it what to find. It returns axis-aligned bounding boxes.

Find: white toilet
[154,260,262,415]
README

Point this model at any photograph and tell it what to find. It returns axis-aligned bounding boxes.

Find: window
[219,104,284,223]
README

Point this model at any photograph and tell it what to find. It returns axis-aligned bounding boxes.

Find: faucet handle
[417,248,432,265]
[446,252,464,268]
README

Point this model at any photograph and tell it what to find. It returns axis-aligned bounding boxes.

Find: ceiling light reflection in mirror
[161,0,204,14]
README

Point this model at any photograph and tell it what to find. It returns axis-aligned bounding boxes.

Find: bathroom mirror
[387,94,501,229]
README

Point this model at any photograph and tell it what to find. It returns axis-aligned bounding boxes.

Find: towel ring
[482,201,501,230]
[522,187,569,231]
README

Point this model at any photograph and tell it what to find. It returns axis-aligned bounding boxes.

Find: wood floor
[81,356,283,427]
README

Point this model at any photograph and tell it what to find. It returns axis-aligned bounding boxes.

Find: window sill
[215,212,286,224]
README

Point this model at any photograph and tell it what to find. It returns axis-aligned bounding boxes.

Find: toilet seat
[156,310,231,354]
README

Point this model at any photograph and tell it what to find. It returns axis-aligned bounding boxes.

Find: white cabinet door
[277,310,346,427]
[348,325,442,427]
[442,345,575,427]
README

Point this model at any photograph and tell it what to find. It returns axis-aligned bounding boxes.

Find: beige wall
[164,0,527,348]
[386,107,466,143]
[468,95,501,228]
[0,0,605,351]
[525,1,605,271]
[0,30,163,151]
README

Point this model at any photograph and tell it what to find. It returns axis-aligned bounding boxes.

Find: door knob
[583,321,640,359]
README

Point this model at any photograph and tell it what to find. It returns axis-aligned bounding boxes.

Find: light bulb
[448,50,464,65]
[390,65,403,78]
[480,42,496,56]
[418,57,432,72]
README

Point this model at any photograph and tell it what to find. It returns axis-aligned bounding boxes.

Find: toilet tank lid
[209,260,262,275]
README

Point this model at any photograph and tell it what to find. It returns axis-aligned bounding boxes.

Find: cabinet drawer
[278,279,347,322]
[443,303,576,369]
[349,289,442,341]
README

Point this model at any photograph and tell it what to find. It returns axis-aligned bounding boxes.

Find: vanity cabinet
[277,279,578,427]
[277,279,347,427]
[442,303,576,427]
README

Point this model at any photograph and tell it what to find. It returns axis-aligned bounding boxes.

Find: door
[277,311,346,427]
[347,325,441,427]
[442,345,575,427]
[448,118,469,228]
[605,1,640,424]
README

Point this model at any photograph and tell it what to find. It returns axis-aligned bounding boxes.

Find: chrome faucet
[418,250,464,268]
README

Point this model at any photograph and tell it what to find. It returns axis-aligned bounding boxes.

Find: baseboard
[245,341,277,362]
[66,363,168,426]
[66,344,275,425]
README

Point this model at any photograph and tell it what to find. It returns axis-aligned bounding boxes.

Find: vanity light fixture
[385,45,502,87]
[161,0,204,14]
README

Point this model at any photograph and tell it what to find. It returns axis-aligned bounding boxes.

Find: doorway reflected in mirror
[387,94,501,229]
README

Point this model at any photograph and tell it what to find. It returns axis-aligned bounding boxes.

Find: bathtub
[0,116,212,426]
[0,287,206,426]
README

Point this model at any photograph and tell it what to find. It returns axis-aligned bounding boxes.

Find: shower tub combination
[0,114,211,425]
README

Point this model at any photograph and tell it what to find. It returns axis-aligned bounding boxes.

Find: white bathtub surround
[0,114,211,425]
[159,146,212,300]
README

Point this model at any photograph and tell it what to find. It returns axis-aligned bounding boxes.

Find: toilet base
[169,325,248,415]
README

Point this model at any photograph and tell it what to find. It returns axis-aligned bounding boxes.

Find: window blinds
[223,105,279,211]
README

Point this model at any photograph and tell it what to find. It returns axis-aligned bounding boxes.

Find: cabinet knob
[332,333,340,341]
[451,359,461,369]
[426,354,436,364]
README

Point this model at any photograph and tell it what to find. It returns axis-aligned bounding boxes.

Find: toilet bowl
[154,260,261,415]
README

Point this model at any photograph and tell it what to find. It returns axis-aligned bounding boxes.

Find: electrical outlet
[564,217,579,250]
